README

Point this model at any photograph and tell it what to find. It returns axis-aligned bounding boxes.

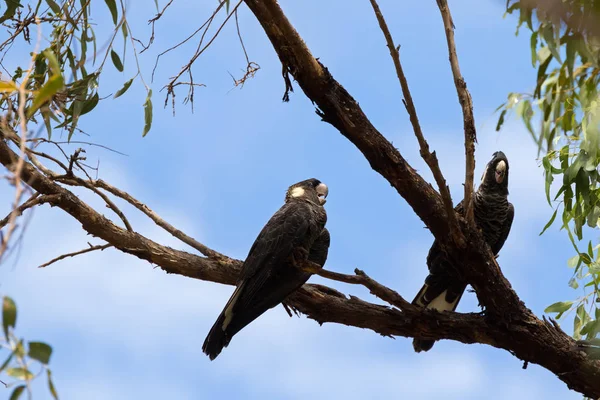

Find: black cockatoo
[202,178,330,360]
[412,151,514,352]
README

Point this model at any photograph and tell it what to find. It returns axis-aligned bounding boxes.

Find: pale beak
[316,183,328,205]
[495,160,507,184]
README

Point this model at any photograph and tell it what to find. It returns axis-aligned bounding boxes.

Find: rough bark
[238,0,600,396]
[0,0,599,397]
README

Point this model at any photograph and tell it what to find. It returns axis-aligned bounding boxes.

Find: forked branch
[435,0,477,225]
[368,0,462,244]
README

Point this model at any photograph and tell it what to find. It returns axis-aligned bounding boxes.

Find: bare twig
[162,0,243,107]
[55,175,134,232]
[142,0,176,53]
[368,0,462,243]
[300,261,413,311]
[230,9,260,88]
[30,138,129,156]
[0,193,44,229]
[38,243,112,268]
[93,179,225,259]
[435,0,477,225]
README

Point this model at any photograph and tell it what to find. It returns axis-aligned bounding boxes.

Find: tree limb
[93,178,224,259]
[367,0,462,244]
[0,135,491,347]
[435,0,477,226]
[1,128,599,395]
[0,193,61,229]
[238,0,600,396]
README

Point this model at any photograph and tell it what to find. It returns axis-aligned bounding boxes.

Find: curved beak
[316,183,328,205]
[495,160,507,184]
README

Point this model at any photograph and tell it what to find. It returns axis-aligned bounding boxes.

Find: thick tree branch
[435,0,477,225]
[237,0,600,396]
[1,132,599,395]
[367,0,461,243]
[0,135,489,346]
[240,0,458,247]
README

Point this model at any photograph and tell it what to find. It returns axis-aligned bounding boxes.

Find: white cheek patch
[290,187,305,198]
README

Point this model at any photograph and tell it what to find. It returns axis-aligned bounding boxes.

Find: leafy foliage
[0,0,153,140]
[499,0,600,342]
[0,296,58,399]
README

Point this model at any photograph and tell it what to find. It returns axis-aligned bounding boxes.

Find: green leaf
[565,36,576,79]
[44,49,61,76]
[47,369,58,400]
[142,89,153,137]
[80,92,99,116]
[0,80,17,93]
[104,0,118,24]
[114,78,133,98]
[28,342,52,364]
[541,24,562,63]
[3,296,16,339]
[539,208,557,235]
[9,385,25,400]
[27,74,65,118]
[568,277,579,289]
[581,320,600,336]
[68,99,84,142]
[14,340,24,358]
[542,158,554,205]
[0,352,14,372]
[45,0,61,14]
[545,301,573,314]
[530,31,538,67]
[42,107,52,140]
[496,109,507,131]
[575,304,591,339]
[579,253,592,265]
[110,49,123,72]
[0,0,22,24]
[6,367,33,380]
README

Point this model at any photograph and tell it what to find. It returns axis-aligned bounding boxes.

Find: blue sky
[0,0,586,399]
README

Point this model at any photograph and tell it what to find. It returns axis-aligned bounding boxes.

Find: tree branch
[0,193,59,229]
[435,0,477,225]
[93,179,224,259]
[367,0,462,244]
[238,0,600,396]
[1,128,599,395]
[301,260,413,312]
[38,243,112,268]
[0,135,490,346]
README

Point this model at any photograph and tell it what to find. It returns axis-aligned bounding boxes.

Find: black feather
[412,152,514,352]
[202,187,328,360]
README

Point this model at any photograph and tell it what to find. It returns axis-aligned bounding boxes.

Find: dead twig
[300,260,413,312]
[93,179,225,259]
[435,0,477,226]
[38,243,112,268]
[55,175,134,232]
[368,0,462,244]
[0,193,51,229]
